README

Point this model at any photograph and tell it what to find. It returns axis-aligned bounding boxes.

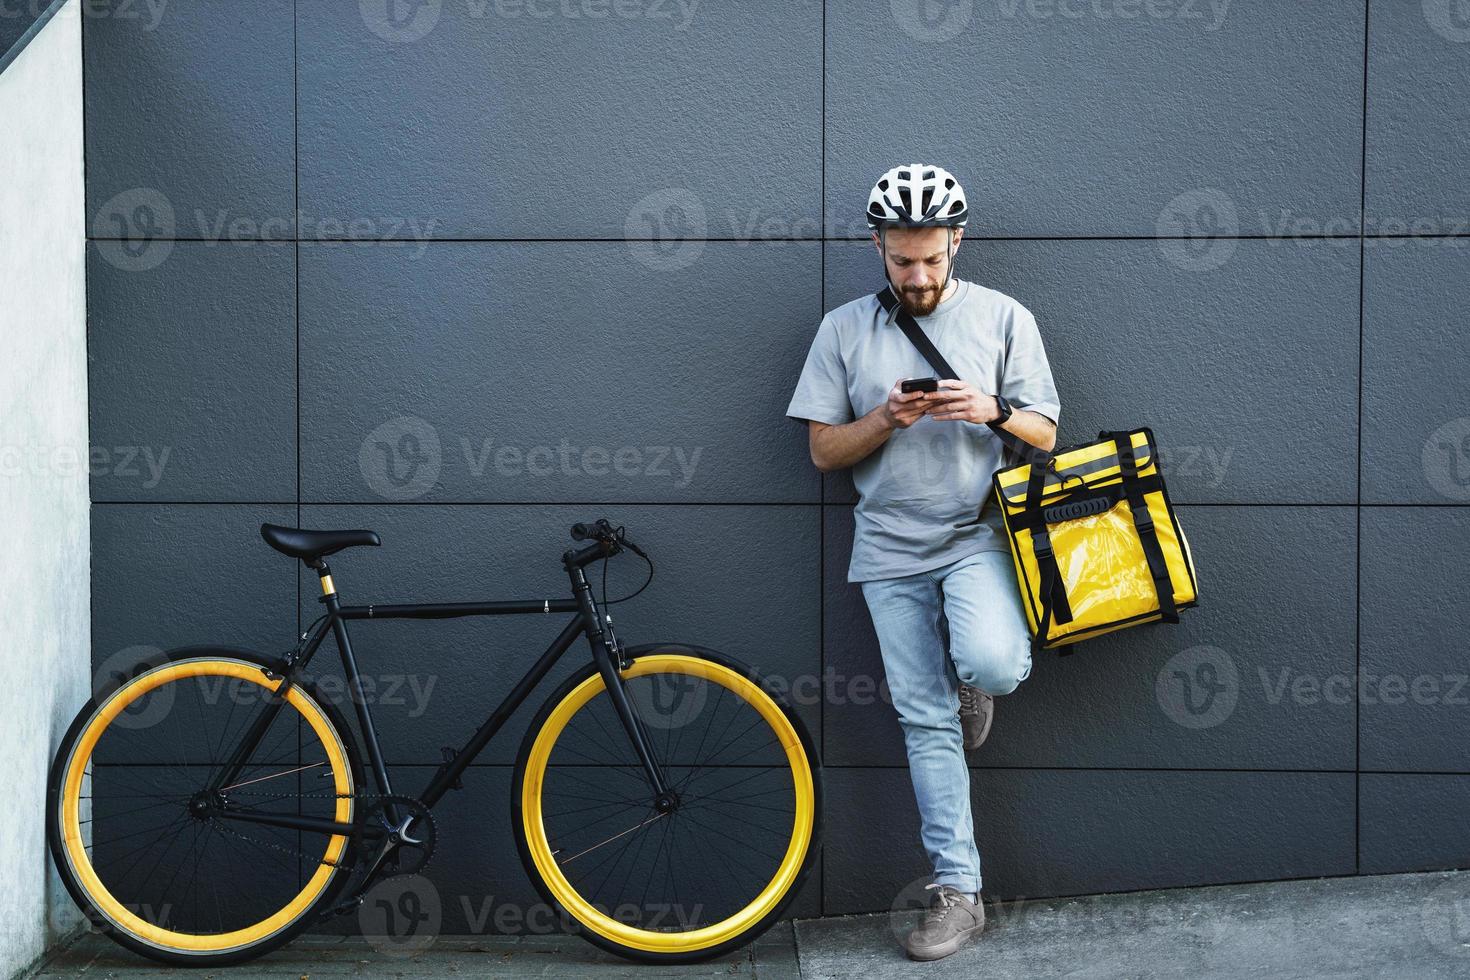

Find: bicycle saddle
[260,523,381,562]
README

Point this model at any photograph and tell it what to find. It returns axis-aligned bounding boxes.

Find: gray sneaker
[958,684,994,751]
[904,884,986,961]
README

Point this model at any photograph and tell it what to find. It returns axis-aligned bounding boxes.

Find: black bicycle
[47,518,821,966]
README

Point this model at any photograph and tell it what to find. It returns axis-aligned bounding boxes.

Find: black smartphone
[900,377,939,394]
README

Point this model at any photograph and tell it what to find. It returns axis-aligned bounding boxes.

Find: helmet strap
[879,226,959,317]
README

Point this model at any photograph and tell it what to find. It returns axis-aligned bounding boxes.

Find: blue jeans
[860,549,1035,894]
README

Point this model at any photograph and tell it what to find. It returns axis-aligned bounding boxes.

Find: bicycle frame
[206,541,671,845]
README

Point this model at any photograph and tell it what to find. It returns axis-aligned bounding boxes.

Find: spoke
[79,797,188,824]
[612,806,663,919]
[544,797,649,820]
[676,693,748,788]
[220,761,323,792]
[682,795,795,820]
[547,799,651,841]
[558,812,665,865]
[542,787,646,808]
[552,740,650,776]
[636,810,675,919]
[674,809,786,865]
[684,764,790,804]
[89,814,192,852]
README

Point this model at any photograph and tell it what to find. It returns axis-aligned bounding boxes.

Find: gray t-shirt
[786,278,1062,583]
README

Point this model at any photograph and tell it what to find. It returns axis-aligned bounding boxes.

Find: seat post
[309,559,336,598]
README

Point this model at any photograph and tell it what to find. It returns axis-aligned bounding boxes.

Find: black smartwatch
[993,393,1014,425]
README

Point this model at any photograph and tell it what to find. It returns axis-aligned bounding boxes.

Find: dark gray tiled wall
[85,0,1469,925]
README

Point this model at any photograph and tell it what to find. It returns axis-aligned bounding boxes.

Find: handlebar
[570,519,615,543]
[565,518,647,568]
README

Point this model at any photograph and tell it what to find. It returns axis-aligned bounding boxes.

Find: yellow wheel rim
[521,654,815,954]
[58,658,353,954]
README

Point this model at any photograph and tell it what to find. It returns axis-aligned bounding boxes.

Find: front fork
[570,569,675,806]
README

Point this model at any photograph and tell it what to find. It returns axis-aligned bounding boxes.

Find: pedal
[318,893,364,921]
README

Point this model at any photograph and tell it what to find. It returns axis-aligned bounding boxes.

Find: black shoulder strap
[875,286,1056,475]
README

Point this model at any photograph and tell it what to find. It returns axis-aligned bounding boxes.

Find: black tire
[510,642,822,964]
[46,646,365,967]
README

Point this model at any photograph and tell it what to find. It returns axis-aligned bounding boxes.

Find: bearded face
[875,226,962,315]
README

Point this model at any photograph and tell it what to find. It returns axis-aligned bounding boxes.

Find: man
[785,165,1061,961]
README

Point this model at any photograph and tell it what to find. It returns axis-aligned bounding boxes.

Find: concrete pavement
[29,870,1470,979]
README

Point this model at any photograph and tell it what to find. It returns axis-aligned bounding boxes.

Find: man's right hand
[881,382,930,430]
[807,381,929,471]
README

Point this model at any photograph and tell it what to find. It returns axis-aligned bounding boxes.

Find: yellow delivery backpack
[877,287,1199,652]
[988,427,1198,649]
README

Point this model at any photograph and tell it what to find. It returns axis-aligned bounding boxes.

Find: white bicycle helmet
[865,164,969,229]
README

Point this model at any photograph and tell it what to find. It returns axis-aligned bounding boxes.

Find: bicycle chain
[208,788,436,877]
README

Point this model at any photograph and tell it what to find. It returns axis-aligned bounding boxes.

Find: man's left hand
[922,379,1001,424]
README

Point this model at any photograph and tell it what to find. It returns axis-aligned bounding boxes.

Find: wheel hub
[187,790,222,820]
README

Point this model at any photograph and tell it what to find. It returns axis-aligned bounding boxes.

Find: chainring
[362,794,436,878]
